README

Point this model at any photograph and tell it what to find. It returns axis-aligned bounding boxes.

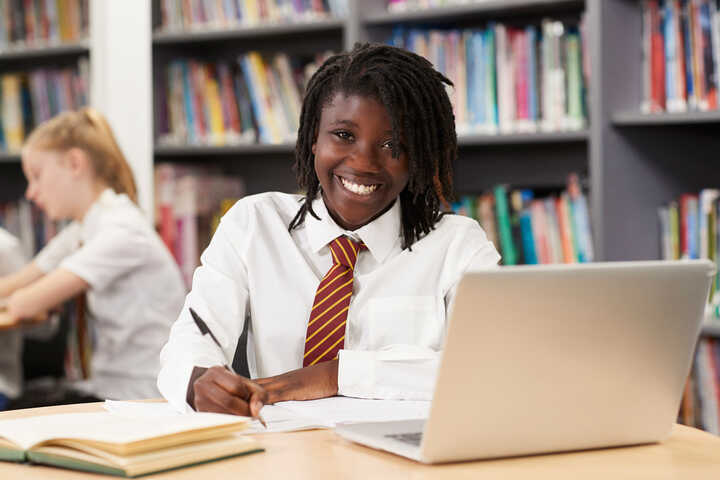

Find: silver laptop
[335,260,715,463]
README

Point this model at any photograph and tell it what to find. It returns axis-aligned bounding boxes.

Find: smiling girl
[157,43,500,416]
[0,108,186,404]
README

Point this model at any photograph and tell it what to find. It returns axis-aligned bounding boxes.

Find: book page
[0,411,248,450]
[246,397,431,433]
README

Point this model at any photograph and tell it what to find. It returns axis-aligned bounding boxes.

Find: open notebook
[0,411,262,477]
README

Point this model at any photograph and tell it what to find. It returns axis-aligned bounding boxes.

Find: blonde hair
[24,108,138,203]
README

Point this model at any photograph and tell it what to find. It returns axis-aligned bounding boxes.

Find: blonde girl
[0,108,186,403]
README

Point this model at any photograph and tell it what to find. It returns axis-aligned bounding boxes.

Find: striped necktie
[303,236,366,367]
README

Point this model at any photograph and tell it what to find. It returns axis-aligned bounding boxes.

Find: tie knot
[329,236,366,269]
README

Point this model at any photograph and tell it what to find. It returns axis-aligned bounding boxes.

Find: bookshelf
[0,43,90,203]
[0,42,89,61]
[363,0,584,24]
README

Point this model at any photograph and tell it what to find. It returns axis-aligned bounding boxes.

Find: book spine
[494,185,517,265]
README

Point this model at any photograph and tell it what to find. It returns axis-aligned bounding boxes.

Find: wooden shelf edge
[0,41,89,60]
[364,0,584,25]
[612,111,720,126]
[458,130,588,146]
[0,153,21,163]
[154,143,296,156]
[154,131,587,156]
[153,19,344,45]
[702,323,720,338]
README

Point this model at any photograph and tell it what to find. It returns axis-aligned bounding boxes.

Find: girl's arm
[0,262,46,299]
[6,268,89,321]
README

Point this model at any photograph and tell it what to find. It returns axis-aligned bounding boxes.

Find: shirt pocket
[367,296,443,350]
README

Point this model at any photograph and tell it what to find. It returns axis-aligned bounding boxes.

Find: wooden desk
[1,402,719,479]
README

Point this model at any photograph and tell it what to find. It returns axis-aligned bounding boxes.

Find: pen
[189,307,267,428]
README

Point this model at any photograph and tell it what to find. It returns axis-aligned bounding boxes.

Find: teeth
[340,177,379,195]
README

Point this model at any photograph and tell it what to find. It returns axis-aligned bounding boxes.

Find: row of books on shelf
[0,199,58,259]
[389,18,588,136]
[157,0,348,32]
[0,59,89,154]
[642,0,720,114]
[453,173,593,266]
[679,338,720,435]
[155,52,330,147]
[154,163,245,288]
[0,0,88,51]
[659,189,720,319]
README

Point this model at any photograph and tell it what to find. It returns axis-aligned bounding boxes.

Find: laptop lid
[420,260,715,463]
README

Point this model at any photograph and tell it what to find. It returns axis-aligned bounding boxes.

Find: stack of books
[0,0,88,51]
[641,0,720,113]
[389,18,589,135]
[0,59,89,154]
[452,174,593,265]
[157,0,348,31]
[154,163,246,288]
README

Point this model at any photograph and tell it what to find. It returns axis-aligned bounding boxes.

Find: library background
[0,0,719,433]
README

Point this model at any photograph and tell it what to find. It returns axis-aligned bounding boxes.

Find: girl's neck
[73,182,110,222]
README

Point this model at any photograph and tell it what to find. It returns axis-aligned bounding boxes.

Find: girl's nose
[353,142,382,171]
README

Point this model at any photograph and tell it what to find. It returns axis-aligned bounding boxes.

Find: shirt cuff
[157,352,221,413]
[337,349,377,398]
[337,348,440,400]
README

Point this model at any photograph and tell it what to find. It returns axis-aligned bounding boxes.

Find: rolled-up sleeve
[157,208,251,412]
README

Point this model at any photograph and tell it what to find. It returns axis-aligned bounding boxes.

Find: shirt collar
[81,188,121,231]
[305,195,402,264]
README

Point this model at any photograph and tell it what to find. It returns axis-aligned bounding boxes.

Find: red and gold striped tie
[303,236,366,367]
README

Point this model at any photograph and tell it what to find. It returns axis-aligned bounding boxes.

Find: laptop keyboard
[385,432,423,446]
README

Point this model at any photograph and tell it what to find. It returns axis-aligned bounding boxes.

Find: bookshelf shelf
[152,19,345,45]
[612,111,720,126]
[154,143,296,157]
[458,130,588,146]
[0,153,21,163]
[0,41,89,61]
[363,0,584,24]
[153,132,588,157]
[703,323,720,339]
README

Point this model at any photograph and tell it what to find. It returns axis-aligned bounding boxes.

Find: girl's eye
[381,140,394,150]
[332,130,353,141]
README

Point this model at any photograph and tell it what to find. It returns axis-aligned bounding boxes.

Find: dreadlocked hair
[288,42,457,250]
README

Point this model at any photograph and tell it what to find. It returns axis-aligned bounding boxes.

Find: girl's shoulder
[222,191,305,224]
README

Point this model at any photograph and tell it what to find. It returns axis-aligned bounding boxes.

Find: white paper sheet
[103,397,430,434]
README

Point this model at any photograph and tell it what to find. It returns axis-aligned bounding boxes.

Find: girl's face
[312,93,410,231]
[22,148,78,221]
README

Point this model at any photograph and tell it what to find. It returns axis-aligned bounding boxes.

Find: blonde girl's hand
[254,360,339,404]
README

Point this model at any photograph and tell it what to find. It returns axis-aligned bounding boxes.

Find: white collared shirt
[0,228,27,399]
[158,192,500,412]
[34,189,186,400]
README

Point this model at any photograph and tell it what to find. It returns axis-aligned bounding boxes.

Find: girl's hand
[254,360,339,404]
[191,366,267,417]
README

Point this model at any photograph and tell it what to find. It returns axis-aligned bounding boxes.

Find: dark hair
[289,42,457,249]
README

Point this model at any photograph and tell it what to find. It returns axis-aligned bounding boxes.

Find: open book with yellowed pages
[0,411,262,477]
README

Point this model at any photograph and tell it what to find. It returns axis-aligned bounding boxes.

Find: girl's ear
[64,147,91,177]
